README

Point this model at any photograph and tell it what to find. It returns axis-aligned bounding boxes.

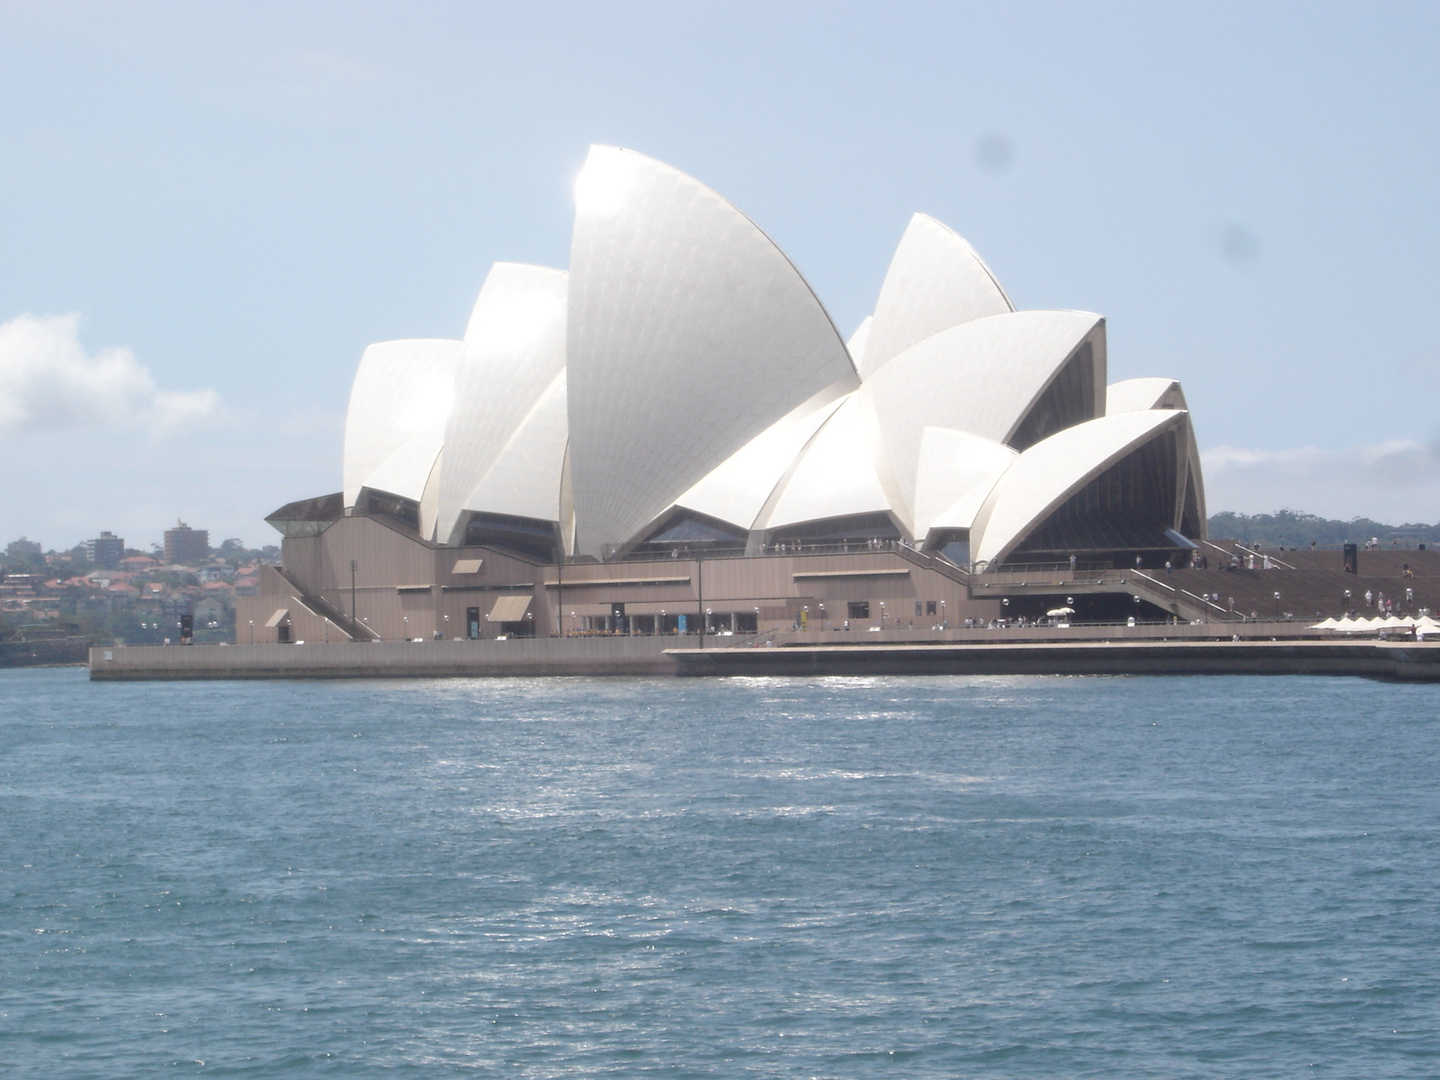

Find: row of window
[844,600,941,619]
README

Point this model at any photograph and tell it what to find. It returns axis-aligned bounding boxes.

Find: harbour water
[3,668,1438,1077]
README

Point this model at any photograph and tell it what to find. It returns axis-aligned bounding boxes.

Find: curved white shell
[566,145,858,555]
[436,263,569,542]
[342,338,464,506]
[859,213,1013,379]
[971,410,1186,566]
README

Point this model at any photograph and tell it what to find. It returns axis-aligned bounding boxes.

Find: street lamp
[1273,591,1281,621]
[660,609,666,636]
[939,599,945,629]
[403,615,409,640]
[879,601,886,630]
[444,613,449,639]
[1344,588,1351,615]
[819,602,826,632]
[248,619,254,644]
[570,611,576,637]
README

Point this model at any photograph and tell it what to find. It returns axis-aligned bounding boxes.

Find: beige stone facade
[237,511,998,646]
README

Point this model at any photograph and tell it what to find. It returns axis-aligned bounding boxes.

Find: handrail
[1179,587,1229,614]
[1204,539,1296,570]
[1130,569,1177,595]
[891,543,970,583]
[273,566,380,641]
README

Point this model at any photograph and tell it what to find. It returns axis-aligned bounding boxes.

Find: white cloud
[1203,439,1440,522]
[0,313,219,436]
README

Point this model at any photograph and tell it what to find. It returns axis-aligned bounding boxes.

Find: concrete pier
[667,639,1440,682]
[89,633,1440,682]
[89,636,675,680]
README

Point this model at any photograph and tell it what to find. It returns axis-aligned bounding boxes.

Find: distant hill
[1207,510,1440,547]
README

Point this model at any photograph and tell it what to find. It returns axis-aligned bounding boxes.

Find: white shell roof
[672,385,848,531]
[452,370,569,532]
[912,427,1018,536]
[846,316,873,371]
[566,145,858,555]
[333,147,1206,563]
[858,213,1014,379]
[759,394,893,531]
[343,338,464,506]
[970,409,1186,566]
[1107,377,1187,414]
[436,263,568,543]
[863,309,1105,527]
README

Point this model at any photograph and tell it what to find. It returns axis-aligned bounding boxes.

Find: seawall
[669,639,1440,682]
[88,635,1440,682]
[89,637,675,680]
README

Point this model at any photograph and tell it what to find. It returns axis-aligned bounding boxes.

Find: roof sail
[566,145,858,556]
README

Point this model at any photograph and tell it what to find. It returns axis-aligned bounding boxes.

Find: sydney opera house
[238,147,1207,644]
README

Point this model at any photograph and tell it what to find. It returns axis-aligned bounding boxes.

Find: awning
[793,568,910,579]
[452,558,483,574]
[1164,529,1200,550]
[488,594,533,622]
[264,608,289,628]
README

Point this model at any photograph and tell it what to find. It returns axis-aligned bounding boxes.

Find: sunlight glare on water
[2,668,1438,1078]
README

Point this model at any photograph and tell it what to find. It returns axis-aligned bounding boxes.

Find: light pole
[819,603,826,632]
[939,599,945,629]
[1344,589,1352,616]
[754,606,760,635]
[350,559,357,627]
[570,611,576,637]
[704,607,711,650]
[660,609,666,637]
[1406,587,1414,611]
[403,615,409,640]
[1273,591,1281,621]
[248,619,254,644]
[444,613,449,639]
[879,601,886,630]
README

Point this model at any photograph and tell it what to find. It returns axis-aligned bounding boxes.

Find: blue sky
[2,1,1438,549]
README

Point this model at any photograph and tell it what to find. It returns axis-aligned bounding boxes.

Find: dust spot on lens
[1220,223,1261,264]
[975,132,1013,172]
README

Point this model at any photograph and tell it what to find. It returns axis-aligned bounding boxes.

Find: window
[847,601,869,619]
[915,602,923,615]
[926,601,937,616]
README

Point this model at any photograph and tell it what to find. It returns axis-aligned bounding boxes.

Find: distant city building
[86,531,125,569]
[5,537,43,564]
[163,522,210,565]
